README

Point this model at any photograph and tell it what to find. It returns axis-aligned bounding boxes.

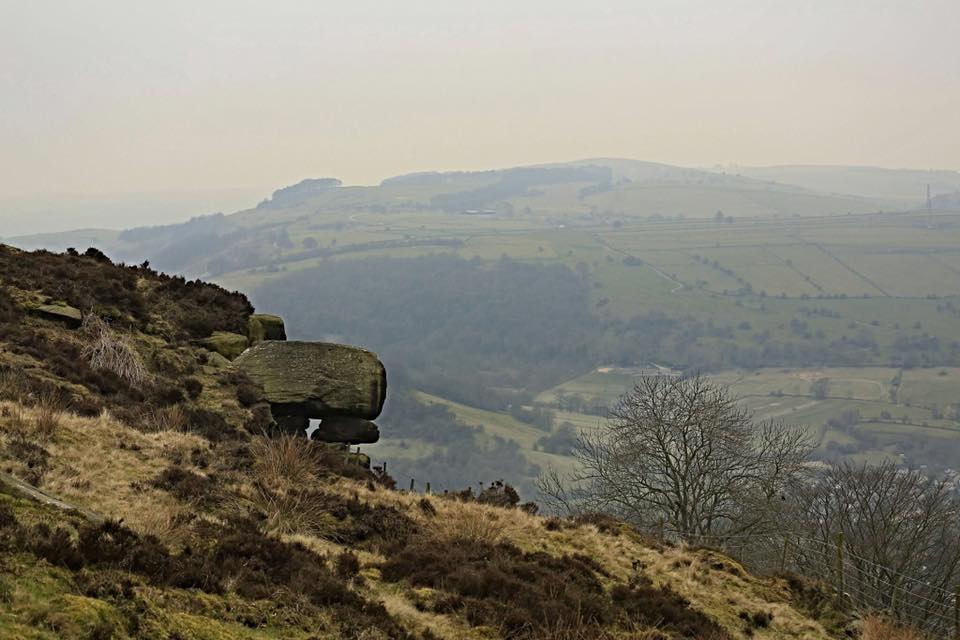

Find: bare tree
[795,461,960,631]
[537,374,813,540]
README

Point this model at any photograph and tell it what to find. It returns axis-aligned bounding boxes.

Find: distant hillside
[7,158,898,277]
[734,164,960,207]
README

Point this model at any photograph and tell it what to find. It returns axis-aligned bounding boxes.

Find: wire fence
[654,528,959,639]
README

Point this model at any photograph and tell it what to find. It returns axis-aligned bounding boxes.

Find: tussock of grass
[861,615,926,640]
[138,403,188,433]
[80,314,150,389]
[250,433,321,488]
[234,482,338,537]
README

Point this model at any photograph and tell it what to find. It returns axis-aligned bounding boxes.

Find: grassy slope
[0,402,839,640]
[0,248,843,640]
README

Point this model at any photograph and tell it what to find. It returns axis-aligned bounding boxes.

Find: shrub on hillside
[80,314,149,389]
[381,540,610,637]
[151,465,220,508]
[0,514,412,638]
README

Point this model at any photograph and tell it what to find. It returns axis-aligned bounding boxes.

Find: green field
[212,192,960,484]
[368,363,960,492]
[13,159,960,488]
[385,365,959,490]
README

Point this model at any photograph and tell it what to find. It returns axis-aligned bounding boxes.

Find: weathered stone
[248,314,286,344]
[312,416,380,444]
[234,341,386,419]
[26,303,83,328]
[347,451,371,469]
[204,351,233,369]
[200,331,249,360]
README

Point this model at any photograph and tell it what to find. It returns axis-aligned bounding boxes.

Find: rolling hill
[7,159,960,501]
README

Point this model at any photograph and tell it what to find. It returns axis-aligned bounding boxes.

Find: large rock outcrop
[235,340,386,443]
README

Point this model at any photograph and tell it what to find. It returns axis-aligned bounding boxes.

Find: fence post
[425,482,431,495]
[889,582,896,619]
[409,478,415,492]
[780,537,789,573]
[658,515,665,541]
[836,532,845,608]
[954,585,959,640]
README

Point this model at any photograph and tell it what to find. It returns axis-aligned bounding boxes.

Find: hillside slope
[6,158,894,278]
[0,245,848,639]
[734,165,960,206]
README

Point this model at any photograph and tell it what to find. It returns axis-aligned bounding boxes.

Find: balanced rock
[248,314,286,344]
[234,340,386,420]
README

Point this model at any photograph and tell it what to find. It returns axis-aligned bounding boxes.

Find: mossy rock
[199,332,249,360]
[204,352,233,369]
[347,451,371,469]
[247,314,286,343]
[37,594,127,639]
[234,341,386,420]
[25,303,83,328]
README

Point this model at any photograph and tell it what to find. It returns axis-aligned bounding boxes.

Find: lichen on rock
[247,314,286,344]
[234,340,386,420]
[199,331,249,360]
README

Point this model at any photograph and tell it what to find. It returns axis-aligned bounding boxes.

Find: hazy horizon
[3,0,959,214]
[4,155,959,237]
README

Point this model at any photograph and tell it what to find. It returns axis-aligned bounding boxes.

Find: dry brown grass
[232,435,346,536]
[0,368,21,400]
[140,404,188,433]
[250,433,321,489]
[236,482,337,537]
[432,499,506,545]
[0,401,29,437]
[0,394,62,442]
[80,313,148,388]
[32,391,63,440]
[124,501,194,550]
[41,410,192,525]
[861,615,926,640]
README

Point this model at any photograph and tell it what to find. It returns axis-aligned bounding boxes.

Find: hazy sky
[2,0,959,201]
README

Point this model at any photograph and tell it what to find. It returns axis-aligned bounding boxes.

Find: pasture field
[414,391,548,451]
[897,368,960,407]
[213,207,960,312]
[371,363,960,492]
[836,251,960,297]
[768,245,872,295]
[201,193,960,486]
[210,207,960,380]
[584,183,881,218]
[532,365,960,469]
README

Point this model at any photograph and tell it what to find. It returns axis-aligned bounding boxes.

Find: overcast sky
[2,0,959,203]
